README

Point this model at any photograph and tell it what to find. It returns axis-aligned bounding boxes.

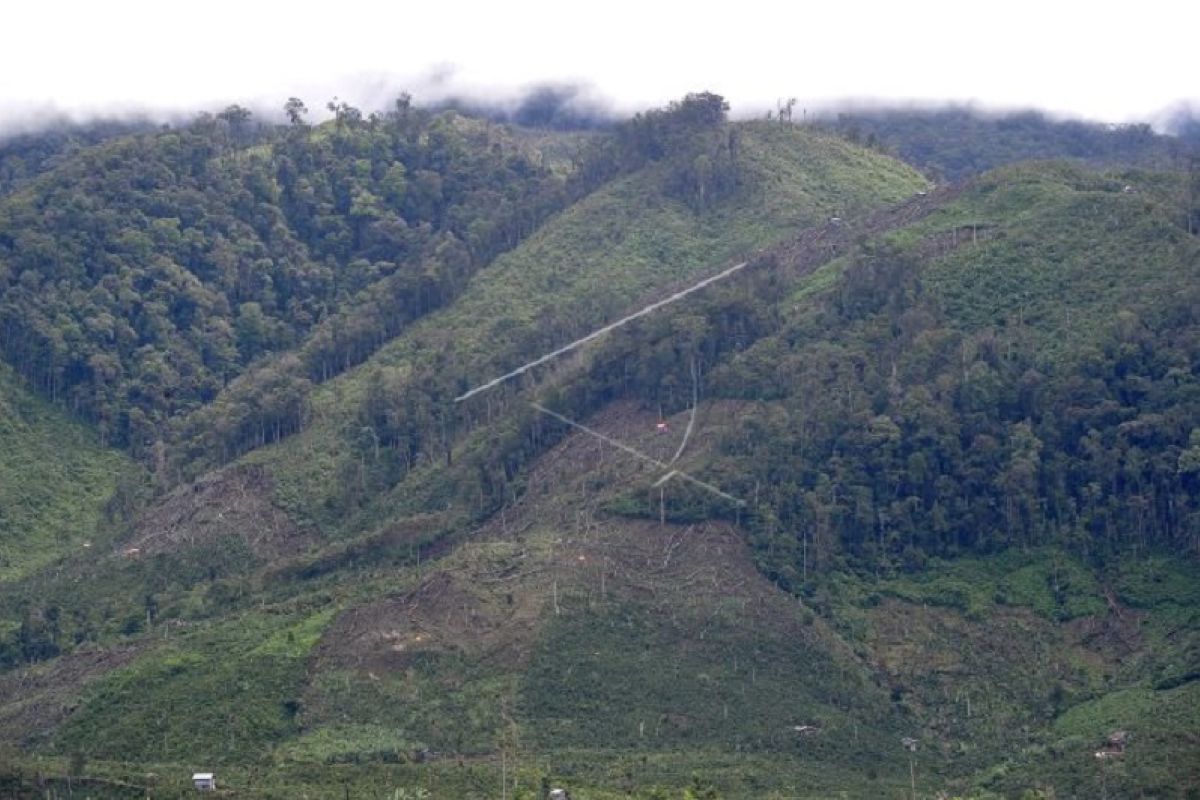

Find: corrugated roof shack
[192,772,216,791]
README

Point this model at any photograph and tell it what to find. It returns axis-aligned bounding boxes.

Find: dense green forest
[0,98,573,457]
[597,165,1200,577]
[0,95,1198,799]
[0,118,156,197]
[818,106,1190,181]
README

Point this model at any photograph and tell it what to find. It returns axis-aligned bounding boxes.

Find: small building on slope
[192,772,216,791]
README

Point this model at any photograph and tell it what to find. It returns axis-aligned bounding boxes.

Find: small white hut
[192,772,216,791]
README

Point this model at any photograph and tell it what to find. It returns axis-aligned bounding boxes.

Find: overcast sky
[2,0,1196,133]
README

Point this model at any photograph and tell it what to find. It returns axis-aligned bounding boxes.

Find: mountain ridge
[0,97,1198,798]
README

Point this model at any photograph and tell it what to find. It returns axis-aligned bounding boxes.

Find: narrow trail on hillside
[455,261,749,403]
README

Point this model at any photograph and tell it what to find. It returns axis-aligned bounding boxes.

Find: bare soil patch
[128,464,312,559]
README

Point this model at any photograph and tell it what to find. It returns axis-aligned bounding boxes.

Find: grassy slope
[0,363,130,581]
[0,124,928,797]
[766,162,1199,363]
[912,164,1197,362]
[30,404,919,798]
[248,121,927,536]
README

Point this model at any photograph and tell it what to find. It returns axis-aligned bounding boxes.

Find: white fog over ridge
[1,0,1198,134]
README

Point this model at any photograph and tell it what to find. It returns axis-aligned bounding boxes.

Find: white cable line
[530,402,744,506]
[666,357,700,468]
[455,261,749,403]
[652,470,679,488]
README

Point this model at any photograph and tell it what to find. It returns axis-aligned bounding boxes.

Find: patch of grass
[55,606,336,763]
[1113,555,1200,610]
[919,168,1199,365]
[1000,558,1106,621]
[274,724,425,765]
[0,363,131,581]
[880,572,994,618]
[306,663,516,757]
[251,607,336,657]
[786,254,853,305]
[1054,681,1200,740]
[518,598,897,760]
[872,549,1106,622]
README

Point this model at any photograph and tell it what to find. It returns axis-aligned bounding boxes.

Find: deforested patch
[127,464,312,559]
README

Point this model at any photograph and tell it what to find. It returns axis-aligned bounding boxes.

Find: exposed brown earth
[127,464,312,559]
[311,398,846,686]
[313,553,545,675]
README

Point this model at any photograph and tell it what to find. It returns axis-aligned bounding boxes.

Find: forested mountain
[0,118,156,198]
[0,95,1198,799]
[818,106,1186,181]
[703,165,1200,574]
[0,99,578,457]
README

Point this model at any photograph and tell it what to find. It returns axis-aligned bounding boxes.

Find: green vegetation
[686,165,1200,583]
[55,606,335,762]
[243,115,926,538]
[519,598,891,755]
[0,117,152,197]
[866,548,1106,621]
[820,106,1178,181]
[0,362,130,582]
[0,100,572,462]
[1,95,1198,798]
[972,681,1200,797]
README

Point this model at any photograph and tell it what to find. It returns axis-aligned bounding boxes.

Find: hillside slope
[0,363,131,583]
[1,129,1198,799]
[230,121,926,540]
[0,105,573,456]
[819,107,1181,181]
